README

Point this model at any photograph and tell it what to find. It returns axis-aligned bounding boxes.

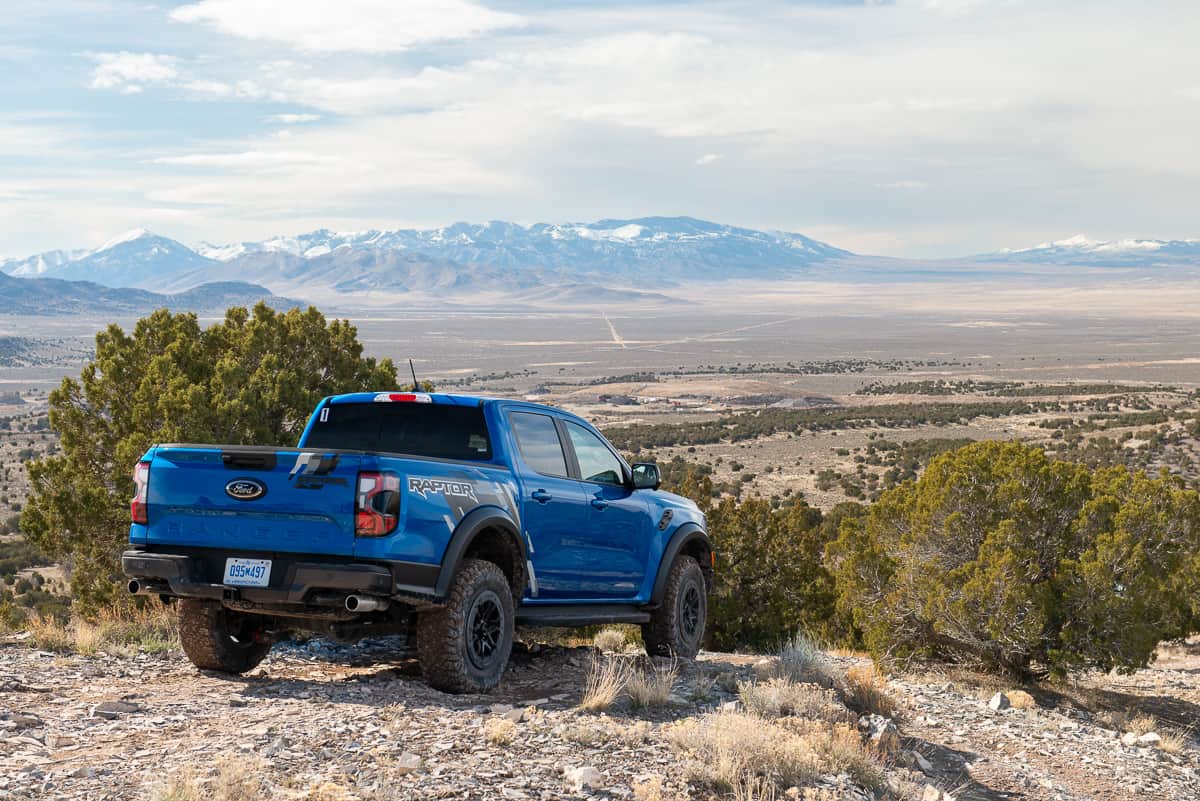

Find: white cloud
[170,0,525,53]
[89,51,178,93]
[270,113,321,124]
[695,153,721,166]
[151,150,333,168]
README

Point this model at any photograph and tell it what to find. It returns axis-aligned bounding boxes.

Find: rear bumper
[121,548,440,611]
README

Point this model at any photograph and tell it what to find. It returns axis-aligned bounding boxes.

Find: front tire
[178,599,271,674]
[643,555,707,658]
[417,559,515,693]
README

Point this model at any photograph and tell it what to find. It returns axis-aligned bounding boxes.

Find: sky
[1,0,1199,259]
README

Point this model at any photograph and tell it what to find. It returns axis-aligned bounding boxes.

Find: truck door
[507,411,589,598]
[561,420,650,599]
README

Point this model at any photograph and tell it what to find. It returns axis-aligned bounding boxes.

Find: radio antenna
[409,358,420,391]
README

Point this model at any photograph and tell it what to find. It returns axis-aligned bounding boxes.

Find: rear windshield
[303,402,492,461]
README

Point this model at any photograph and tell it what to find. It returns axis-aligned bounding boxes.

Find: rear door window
[304,403,492,461]
[510,412,569,477]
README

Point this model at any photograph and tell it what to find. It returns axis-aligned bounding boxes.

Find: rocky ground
[0,635,1197,801]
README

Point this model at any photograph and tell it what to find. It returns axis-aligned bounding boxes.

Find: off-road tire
[417,559,515,694]
[178,599,271,674]
[642,555,707,658]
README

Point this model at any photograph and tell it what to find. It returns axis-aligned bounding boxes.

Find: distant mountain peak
[982,234,1200,265]
[94,227,153,252]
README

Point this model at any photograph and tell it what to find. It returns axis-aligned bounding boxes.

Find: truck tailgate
[143,445,363,555]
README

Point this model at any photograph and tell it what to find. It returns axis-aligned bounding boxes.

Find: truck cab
[123,392,713,692]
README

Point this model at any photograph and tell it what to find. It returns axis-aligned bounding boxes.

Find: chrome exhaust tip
[345,594,388,613]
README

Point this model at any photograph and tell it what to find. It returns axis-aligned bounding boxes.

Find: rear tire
[642,555,707,658]
[417,559,514,693]
[178,599,271,674]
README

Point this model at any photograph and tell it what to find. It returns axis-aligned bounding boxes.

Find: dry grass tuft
[731,774,778,801]
[668,710,882,793]
[27,604,179,656]
[630,775,687,801]
[840,664,898,719]
[627,660,678,710]
[484,717,517,745]
[1156,728,1192,754]
[738,678,853,723]
[594,627,628,653]
[580,656,630,712]
[149,759,264,801]
[152,767,204,801]
[775,631,831,685]
[301,782,360,801]
[561,719,653,747]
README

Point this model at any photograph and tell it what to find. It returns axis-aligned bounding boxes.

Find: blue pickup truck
[122,392,712,692]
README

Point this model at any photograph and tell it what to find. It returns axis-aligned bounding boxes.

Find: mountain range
[0,271,296,317]
[2,219,1198,314]
[974,234,1200,266]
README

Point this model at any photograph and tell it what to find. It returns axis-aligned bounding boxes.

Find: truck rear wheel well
[462,527,526,603]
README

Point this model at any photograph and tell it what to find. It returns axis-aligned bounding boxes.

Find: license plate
[223,558,271,587]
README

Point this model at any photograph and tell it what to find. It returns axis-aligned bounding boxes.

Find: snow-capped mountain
[1,228,217,287]
[6,218,848,296]
[196,217,850,277]
[977,235,1200,266]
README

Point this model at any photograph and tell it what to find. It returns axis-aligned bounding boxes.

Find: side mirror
[631,462,661,490]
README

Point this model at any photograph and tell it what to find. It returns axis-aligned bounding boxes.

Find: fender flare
[650,523,713,605]
[435,506,527,598]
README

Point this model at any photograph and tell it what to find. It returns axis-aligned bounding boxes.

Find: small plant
[775,631,830,685]
[484,717,517,745]
[580,656,630,712]
[840,664,898,719]
[738,678,852,723]
[150,759,264,801]
[631,775,687,801]
[731,774,778,801]
[627,659,678,710]
[1156,727,1192,754]
[594,627,627,653]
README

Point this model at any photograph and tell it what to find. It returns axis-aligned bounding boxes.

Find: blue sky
[2,0,1198,258]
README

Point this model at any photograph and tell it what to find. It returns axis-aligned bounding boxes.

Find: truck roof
[324,391,562,416]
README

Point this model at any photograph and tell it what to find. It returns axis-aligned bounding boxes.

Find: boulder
[858,714,900,757]
[565,766,604,792]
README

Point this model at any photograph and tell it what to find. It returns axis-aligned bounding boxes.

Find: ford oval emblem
[225,478,267,501]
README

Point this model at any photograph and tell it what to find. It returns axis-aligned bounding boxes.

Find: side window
[565,422,625,486]
[510,412,569,477]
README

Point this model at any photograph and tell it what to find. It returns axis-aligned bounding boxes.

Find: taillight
[131,461,150,524]
[373,392,432,403]
[356,471,400,536]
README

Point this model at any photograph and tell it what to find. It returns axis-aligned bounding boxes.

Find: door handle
[531,489,553,503]
[590,497,609,510]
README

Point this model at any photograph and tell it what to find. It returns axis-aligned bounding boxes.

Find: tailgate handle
[222,450,278,471]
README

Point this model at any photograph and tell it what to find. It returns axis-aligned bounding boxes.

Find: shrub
[738,678,851,722]
[839,665,898,719]
[21,304,396,615]
[627,660,678,709]
[593,627,627,653]
[702,497,838,651]
[580,656,629,712]
[775,631,831,685]
[827,441,1200,679]
[483,717,517,745]
[668,711,880,793]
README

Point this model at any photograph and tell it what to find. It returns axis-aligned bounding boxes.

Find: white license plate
[223,558,272,587]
